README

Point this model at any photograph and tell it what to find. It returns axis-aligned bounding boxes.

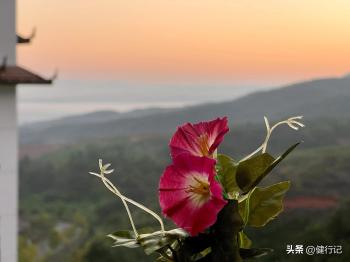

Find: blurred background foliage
[19,78,350,261]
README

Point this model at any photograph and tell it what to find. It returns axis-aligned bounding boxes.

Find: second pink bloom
[159,154,227,236]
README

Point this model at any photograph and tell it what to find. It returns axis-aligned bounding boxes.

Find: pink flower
[169,117,229,159]
[159,154,227,236]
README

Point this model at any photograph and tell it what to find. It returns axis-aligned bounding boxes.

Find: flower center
[186,175,210,206]
[197,134,210,156]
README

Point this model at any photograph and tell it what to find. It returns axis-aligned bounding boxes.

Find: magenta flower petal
[169,117,229,159]
[159,154,227,236]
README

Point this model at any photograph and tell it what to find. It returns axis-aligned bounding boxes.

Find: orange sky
[17,0,350,84]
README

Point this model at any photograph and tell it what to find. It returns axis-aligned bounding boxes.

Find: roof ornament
[17,27,36,44]
[0,57,7,71]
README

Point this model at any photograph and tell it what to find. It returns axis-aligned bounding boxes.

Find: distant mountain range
[20,75,350,145]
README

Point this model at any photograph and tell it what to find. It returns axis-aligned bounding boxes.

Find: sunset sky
[17,0,350,85]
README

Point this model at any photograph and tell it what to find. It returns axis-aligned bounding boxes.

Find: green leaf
[267,143,300,174]
[216,154,240,198]
[238,231,252,248]
[107,230,139,248]
[237,143,300,193]
[190,247,212,261]
[239,181,290,227]
[236,153,275,193]
[138,228,188,255]
[156,256,172,262]
[240,248,273,259]
[108,228,188,255]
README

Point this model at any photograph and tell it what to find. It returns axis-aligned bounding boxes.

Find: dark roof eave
[0,66,53,85]
[0,80,52,84]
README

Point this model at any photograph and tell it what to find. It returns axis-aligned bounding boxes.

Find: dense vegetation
[18,77,350,261]
[19,124,350,261]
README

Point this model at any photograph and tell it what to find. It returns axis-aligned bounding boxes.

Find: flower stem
[91,171,165,234]
[240,116,304,161]
[99,173,139,238]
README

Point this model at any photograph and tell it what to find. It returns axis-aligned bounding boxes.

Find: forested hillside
[18,76,350,261]
[19,130,350,261]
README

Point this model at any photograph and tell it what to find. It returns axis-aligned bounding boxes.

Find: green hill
[19,133,350,261]
[18,75,350,261]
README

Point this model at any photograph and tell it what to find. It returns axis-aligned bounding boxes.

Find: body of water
[18,79,270,124]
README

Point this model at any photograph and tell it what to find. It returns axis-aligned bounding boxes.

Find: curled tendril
[89,159,165,238]
[240,116,305,162]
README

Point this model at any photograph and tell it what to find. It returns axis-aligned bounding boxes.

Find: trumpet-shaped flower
[159,154,227,236]
[169,117,229,159]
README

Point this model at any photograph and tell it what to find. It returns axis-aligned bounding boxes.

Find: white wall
[0,86,18,262]
[0,0,16,65]
[0,0,18,261]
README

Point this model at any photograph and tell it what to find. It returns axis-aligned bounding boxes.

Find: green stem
[211,200,243,262]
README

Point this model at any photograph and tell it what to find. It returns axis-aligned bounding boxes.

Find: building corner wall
[0,0,18,261]
[0,0,16,64]
[0,86,18,262]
